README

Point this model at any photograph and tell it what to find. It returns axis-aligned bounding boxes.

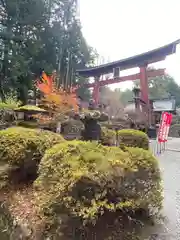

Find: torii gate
[76,40,179,124]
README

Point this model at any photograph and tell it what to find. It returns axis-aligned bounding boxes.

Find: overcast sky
[79,0,180,90]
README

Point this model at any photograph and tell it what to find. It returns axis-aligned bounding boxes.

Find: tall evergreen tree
[0,0,94,103]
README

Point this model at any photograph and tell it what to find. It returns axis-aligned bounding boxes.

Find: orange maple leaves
[36,72,53,94]
[36,72,79,119]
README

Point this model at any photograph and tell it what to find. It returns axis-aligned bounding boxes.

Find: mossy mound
[16,121,39,129]
[100,127,116,146]
[34,140,162,239]
[118,129,149,149]
[0,127,65,188]
[15,105,47,112]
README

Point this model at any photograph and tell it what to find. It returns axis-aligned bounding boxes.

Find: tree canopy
[0,0,94,103]
[0,1,179,107]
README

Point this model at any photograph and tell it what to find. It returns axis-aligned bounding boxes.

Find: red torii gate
[83,68,165,104]
[76,40,179,110]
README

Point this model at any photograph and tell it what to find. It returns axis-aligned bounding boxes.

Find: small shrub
[15,105,46,112]
[0,96,20,124]
[0,127,65,188]
[0,95,21,110]
[16,121,39,129]
[118,129,149,149]
[34,141,162,238]
[100,127,116,146]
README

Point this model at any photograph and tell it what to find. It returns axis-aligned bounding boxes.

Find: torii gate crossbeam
[83,68,165,103]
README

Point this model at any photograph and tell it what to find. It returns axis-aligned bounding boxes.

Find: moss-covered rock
[118,129,149,149]
[100,127,116,146]
[0,127,65,188]
[34,140,162,239]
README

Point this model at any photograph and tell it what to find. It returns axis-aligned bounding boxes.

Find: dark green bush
[100,127,116,146]
[34,140,162,238]
[118,129,149,149]
[0,127,65,188]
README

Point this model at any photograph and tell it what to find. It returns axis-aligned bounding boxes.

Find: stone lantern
[132,87,141,111]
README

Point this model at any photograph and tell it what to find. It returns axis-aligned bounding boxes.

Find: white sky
[79,0,180,90]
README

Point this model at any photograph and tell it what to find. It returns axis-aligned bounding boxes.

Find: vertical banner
[156,112,172,154]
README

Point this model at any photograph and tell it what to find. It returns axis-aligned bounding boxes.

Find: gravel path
[141,138,180,239]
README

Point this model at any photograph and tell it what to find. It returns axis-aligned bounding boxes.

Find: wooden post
[139,65,148,103]
[92,76,100,106]
[139,65,151,126]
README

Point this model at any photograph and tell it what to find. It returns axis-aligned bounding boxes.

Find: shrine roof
[77,40,180,77]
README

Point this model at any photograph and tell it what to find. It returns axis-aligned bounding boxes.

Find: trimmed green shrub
[0,96,20,110]
[118,129,149,149]
[100,127,116,146]
[15,105,46,112]
[34,140,162,238]
[0,127,65,188]
[16,121,39,129]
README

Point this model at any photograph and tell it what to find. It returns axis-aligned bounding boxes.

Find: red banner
[158,112,172,143]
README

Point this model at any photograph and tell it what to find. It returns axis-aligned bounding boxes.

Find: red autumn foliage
[35,72,78,123]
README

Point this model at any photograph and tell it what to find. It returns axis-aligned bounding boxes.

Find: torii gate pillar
[92,76,100,105]
[139,65,149,104]
[139,65,152,125]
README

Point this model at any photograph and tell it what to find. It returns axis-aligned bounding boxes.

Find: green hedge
[0,127,65,188]
[34,140,162,238]
[118,129,149,149]
[100,127,116,146]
